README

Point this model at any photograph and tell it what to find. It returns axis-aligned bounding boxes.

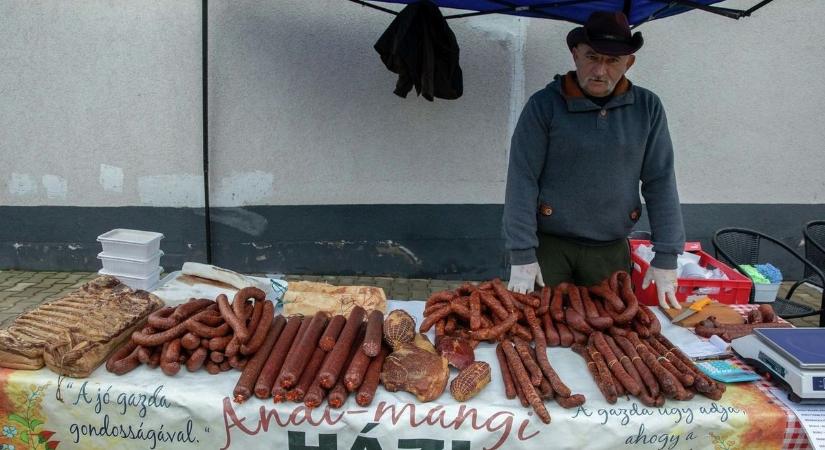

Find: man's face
[571,44,636,97]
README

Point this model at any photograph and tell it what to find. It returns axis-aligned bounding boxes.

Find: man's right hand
[508,262,545,294]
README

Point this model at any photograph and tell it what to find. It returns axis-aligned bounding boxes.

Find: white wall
[2,0,823,207]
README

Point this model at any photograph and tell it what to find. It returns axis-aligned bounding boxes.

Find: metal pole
[202,0,213,264]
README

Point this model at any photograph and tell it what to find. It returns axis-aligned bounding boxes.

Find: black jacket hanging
[374,1,463,101]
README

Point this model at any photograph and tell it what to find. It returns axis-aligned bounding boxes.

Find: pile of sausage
[694,303,789,341]
[233,305,387,409]
[421,278,581,424]
[106,287,273,376]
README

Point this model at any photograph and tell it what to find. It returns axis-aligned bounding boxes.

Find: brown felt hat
[566,11,643,56]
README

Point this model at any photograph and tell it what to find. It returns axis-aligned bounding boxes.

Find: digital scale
[731,327,825,403]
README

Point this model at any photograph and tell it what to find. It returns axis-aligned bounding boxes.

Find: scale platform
[731,327,825,403]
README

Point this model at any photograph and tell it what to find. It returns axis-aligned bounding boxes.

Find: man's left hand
[642,267,680,309]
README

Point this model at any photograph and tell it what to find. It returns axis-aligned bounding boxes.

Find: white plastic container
[97,250,163,277]
[753,282,781,303]
[99,266,163,291]
[97,229,164,260]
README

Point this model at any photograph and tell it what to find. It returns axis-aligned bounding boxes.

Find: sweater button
[600,109,607,117]
[539,204,553,216]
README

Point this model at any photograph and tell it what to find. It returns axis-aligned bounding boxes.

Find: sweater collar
[559,71,634,111]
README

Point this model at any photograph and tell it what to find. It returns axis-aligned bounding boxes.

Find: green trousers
[536,234,631,287]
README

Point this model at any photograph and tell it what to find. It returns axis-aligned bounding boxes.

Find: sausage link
[479,291,509,321]
[362,310,384,357]
[319,315,346,351]
[633,320,651,339]
[589,284,624,311]
[136,345,153,364]
[160,339,182,376]
[303,379,327,408]
[218,293,250,344]
[512,292,540,309]
[186,347,208,372]
[232,287,266,318]
[232,318,286,402]
[287,346,327,402]
[147,346,162,369]
[420,305,451,333]
[355,344,388,407]
[491,278,517,313]
[171,298,214,322]
[495,344,517,399]
[148,306,178,330]
[278,311,330,388]
[647,338,695,387]
[344,327,371,392]
[537,286,551,316]
[591,332,641,396]
[638,304,661,335]
[106,340,140,374]
[468,291,482,331]
[209,335,234,351]
[604,335,646,396]
[205,360,221,374]
[541,313,561,347]
[240,300,275,355]
[564,307,594,334]
[571,343,617,404]
[181,332,201,350]
[501,340,551,424]
[586,342,621,402]
[654,334,724,396]
[759,304,776,323]
[608,271,621,295]
[581,287,613,330]
[329,332,366,407]
[470,311,517,341]
[611,272,640,324]
[550,283,568,322]
[426,290,456,307]
[512,337,543,387]
[254,315,302,398]
[626,332,684,399]
[318,306,367,389]
[186,317,231,338]
[613,335,660,398]
[554,393,586,409]
[568,285,585,316]
[556,321,574,348]
[225,337,240,358]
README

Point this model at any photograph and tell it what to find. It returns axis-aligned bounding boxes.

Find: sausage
[550,283,567,322]
[568,285,585,316]
[633,320,651,339]
[148,306,178,330]
[232,287,266,318]
[495,344,517,399]
[654,334,724,397]
[319,315,346,351]
[513,337,543,386]
[220,359,232,372]
[435,319,446,339]
[694,321,793,341]
[186,347,208,372]
[240,301,275,355]
[589,284,624,311]
[287,346,328,402]
[205,360,221,375]
[181,332,201,350]
[604,334,646,397]
[254,315,302,398]
[522,307,544,347]
[608,325,628,337]
[469,291,482,331]
[328,381,349,409]
[556,322,574,348]
[491,279,517,313]
[209,335,234,352]
[186,316,230,338]
[426,290,456,307]
[538,375,554,400]
[608,271,621,294]
[225,337,240,358]
[612,272,640,325]
[444,315,457,334]
[279,311,330,388]
[571,343,617,404]
[532,337,572,398]
[537,286,551,316]
[581,287,613,330]
[356,344,388,407]
[244,298,265,331]
[479,291,509,321]
[171,298,214,322]
[233,318,285,402]
[160,339,182,376]
[570,327,588,345]
[554,393,586,409]
[420,304,451,333]
[147,347,162,369]
[647,337,695,387]
[759,304,776,323]
[541,313,561,347]
[500,340,551,424]
[511,323,533,341]
[747,308,762,324]
[106,341,140,375]
[131,318,190,347]
[344,327,371,392]
[613,335,659,398]
[210,351,225,363]
[361,310,384,357]
[626,332,683,398]
[470,311,517,341]
[638,304,661,335]
[318,306,367,389]
[136,345,152,364]
[590,332,641,396]
[330,332,366,407]
[512,292,540,309]
[585,342,620,403]
[564,307,594,334]
[303,379,327,408]
[218,293,250,344]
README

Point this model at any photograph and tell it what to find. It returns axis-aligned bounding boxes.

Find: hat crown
[584,11,632,42]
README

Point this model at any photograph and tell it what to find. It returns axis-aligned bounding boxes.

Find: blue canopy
[348,0,776,26]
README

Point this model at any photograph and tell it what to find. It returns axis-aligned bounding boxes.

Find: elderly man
[503,11,684,309]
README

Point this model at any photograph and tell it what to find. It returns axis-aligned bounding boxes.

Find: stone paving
[0,270,822,329]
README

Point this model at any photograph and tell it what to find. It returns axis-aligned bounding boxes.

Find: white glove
[642,267,681,309]
[508,262,545,294]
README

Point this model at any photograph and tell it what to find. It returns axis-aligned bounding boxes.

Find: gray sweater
[503,72,685,270]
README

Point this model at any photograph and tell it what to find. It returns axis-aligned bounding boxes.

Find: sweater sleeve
[640,96,685,270]
[503,95,550,265]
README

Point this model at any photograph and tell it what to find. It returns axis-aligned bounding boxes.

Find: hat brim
[566,27,643,56]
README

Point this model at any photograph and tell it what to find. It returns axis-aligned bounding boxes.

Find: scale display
[755,328,825,369]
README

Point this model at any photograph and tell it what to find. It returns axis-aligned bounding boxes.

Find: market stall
[0,271,811,450]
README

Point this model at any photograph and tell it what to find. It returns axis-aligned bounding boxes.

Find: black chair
[803,220,825,288]
[712,227,825,327]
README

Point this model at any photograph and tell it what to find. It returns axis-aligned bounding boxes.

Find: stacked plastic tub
[96,229,164,291]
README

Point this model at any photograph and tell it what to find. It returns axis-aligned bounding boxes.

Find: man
[503,11,684,309]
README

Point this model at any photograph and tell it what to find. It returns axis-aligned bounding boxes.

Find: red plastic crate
[630,239,752,306]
